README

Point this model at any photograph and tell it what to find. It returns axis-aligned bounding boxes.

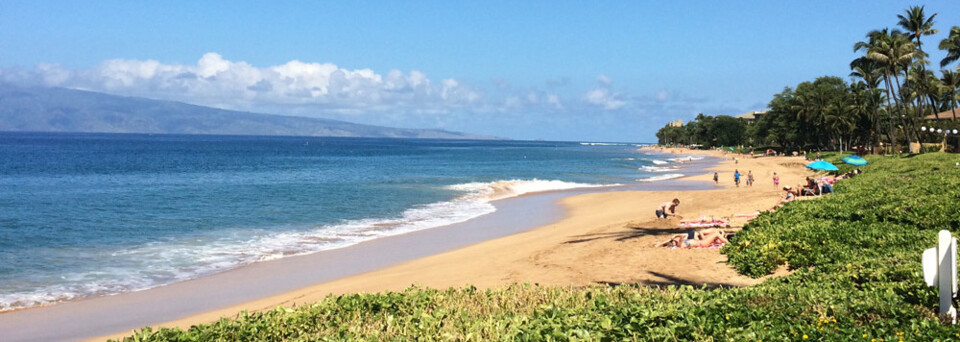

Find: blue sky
[2,1,959,142]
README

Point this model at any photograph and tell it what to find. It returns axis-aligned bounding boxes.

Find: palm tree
[939,26,960,68]
[824,94,857,151]
[898,5,939,138]
[906,65,942,120]
[941,70,960,120]
[898,6,938,65]
[880,34,919,145]
[923,70,944,117]
[850,57,886,149]
[792,86,827,149]
[855,29,918,148]
[850,57,885,91]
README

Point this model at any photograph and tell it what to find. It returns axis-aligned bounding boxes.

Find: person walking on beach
[656,198,680,219]
[713,172,719,184]
[773,172,780,188]
[734,170,741,187]
[747,171,754,187]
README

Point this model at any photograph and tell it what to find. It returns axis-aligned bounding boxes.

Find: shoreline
[3,148,812,341]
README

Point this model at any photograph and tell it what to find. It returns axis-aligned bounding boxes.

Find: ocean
[0,132,706,312]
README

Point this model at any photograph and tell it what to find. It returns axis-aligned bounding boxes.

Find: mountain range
[0,84,495,139]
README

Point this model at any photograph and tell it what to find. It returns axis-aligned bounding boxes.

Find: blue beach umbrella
[806,160,839,171]
[841,155,868,166]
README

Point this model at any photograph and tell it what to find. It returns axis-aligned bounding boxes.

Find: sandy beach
[84,148,814,341]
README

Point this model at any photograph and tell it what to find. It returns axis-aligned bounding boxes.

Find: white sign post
[922,230,958,324]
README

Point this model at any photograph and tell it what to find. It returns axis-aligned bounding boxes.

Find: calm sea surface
[0,132,703,311]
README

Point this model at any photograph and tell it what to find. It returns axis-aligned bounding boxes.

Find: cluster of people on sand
[653,198,732,248]
[800,177,833,196]
[656,228,730,248]
[649,147,867,250]
[713,170,755,187]
[777,177,831,204]
[777,170,861,206]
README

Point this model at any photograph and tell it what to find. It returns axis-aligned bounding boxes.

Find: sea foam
[580,142,628,146]
[637,173,685,182]
[639,166,676,172]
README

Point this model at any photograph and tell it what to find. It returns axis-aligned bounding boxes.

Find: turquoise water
[0,132,704,311]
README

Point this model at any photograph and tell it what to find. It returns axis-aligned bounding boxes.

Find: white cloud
[2,53,485,116]
[546,94,564,110]
[583,88,626,110]
[596,74,612,86]
[581,74,628,110]
[3,54,713,136]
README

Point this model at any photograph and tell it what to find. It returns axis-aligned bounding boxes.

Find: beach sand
[90,148,814,341]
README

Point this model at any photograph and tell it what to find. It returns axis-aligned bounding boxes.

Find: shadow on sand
[597,270,744,289]
[563,223,691,244]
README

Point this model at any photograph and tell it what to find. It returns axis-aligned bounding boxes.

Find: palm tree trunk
[882,74,898,152]
[888,72,909,146]
[891,72,920,147]
[952,97,958,121]
[871,93,882,153]
[927,95,940,121]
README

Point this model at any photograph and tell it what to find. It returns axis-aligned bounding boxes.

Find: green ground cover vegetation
[119,153,960,341]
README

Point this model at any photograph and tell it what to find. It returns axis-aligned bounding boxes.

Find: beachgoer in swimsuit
[713,172,719,184]
[778,186,796,205]
[773,172,779,187]
[655,198,680,219]
[734,170,740,187]
[656,228,729,248]
[696,228,729,246]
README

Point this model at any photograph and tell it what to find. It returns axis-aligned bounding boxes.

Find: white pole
[938,230,957,324]
[953,237,958,298]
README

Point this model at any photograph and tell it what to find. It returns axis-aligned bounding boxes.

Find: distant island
[0,84,498,140]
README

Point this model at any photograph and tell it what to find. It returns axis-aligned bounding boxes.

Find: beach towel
[668,243,726,250]
[679,220,729,228]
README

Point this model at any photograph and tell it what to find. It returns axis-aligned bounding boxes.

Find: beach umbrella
[806,160,839,171]
[841,155,868,166]
[727,147,734,151]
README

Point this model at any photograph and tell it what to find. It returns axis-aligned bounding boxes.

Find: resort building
[925,110,959,121]
[667,119,683,127]
[735,110,768,124]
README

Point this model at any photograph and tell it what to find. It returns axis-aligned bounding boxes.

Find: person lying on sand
[656,228,730,248]
[778,186,797,205]
[655,198,680,219]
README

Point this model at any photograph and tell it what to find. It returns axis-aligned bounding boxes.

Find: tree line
[657,5,960,153]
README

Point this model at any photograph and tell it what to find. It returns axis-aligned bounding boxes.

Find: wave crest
[580,142,628,146]
[447,179,609,202]
[637,174,684,182]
